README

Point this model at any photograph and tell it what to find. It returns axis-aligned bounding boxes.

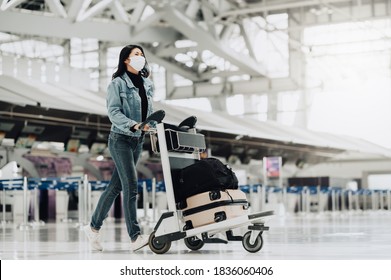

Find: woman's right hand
[135,123,150,131]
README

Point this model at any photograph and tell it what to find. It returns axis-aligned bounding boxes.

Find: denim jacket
[106,73,154,137]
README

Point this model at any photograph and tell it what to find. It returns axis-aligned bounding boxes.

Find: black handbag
[174,157,239,203]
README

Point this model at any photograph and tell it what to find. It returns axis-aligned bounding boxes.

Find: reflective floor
[1,211,391,260]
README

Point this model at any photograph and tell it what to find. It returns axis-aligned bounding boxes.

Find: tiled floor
[1,210,391,260]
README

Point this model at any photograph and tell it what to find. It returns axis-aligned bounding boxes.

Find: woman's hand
[135,123,150,131]
[141,124,150,131]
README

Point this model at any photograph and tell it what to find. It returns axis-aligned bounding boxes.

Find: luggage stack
[173,157,249,229]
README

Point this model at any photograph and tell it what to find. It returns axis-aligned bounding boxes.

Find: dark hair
[112,44,150,80]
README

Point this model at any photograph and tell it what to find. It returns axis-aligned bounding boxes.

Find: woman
[83,44,154,252]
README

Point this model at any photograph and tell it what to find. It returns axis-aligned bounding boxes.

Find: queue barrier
[236,185,391,215]
[0,178,28,225]
[2,175,390,229]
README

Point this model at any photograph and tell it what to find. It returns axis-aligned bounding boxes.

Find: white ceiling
[0,0,388,94]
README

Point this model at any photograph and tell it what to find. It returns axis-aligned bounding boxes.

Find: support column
[63,39,71,67]
[165,70,175,99]
[209,96,228,112]
[267,92,278,121]
[288,9,308,128]
[98,41,108,93]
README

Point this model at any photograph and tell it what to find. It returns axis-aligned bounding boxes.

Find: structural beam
[201,0,218,39]
[185,0,200,19]
[111,0,130,23]
[168,77,297,99]
[133,10,161,34]
[129,1,146,26]
[162,7,267,77]
[45,0,67,18]
[67,0,90,19]
[145,48,202,81]
[76,0,115,22]
[0,0,24,11]
[0,10,178,43]
[216,0,354,19]
[239,18,257,60]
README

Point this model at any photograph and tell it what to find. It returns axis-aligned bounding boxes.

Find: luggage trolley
[147,117,273,254]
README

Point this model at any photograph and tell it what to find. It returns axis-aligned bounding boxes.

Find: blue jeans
[90,132,144,241]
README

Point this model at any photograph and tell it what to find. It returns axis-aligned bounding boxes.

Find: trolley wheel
[184,236,204,251]
[242,231,263,253]
[149,231,171,254]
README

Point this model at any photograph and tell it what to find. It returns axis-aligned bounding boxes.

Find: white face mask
[129,55,145,72]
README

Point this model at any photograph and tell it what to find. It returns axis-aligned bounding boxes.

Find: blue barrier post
[363,190,368,211]
[142,180,148,221]
[260,185,266,211]
[387,189,391,211]
[316,186,321,213]
[87,181,92,221]
[379,190,384,211]
[282,186,287,214]
[76,175,89,227]
[83,174,90,225]
[348,190,353,212]
[31,179,45,226]
[1,182,6,225]
[371,190,377,211]
[249,184,255,211]
[18,177,32,230]
[340,190,345,211]
[353,191,361,211]
[301,186,310,214]
[331,188,336,212]
[297,187,302,212]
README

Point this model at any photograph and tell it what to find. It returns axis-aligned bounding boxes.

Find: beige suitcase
[180,189,249,229]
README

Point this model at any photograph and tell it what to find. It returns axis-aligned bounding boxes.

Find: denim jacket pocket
[119,91,134,100]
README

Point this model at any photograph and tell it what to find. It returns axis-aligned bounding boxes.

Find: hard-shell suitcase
[180,189,249,229]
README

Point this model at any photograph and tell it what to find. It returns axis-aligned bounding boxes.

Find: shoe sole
[131,242,148,252]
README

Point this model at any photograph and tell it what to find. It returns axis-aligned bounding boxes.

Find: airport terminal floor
[1,211,391,260]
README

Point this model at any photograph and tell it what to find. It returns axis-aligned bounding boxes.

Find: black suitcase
[180,189,249,229]
[173,157,239,203]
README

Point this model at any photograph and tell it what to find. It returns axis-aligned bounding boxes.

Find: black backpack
[174,157,239,203]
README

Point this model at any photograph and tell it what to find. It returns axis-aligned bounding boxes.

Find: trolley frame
[148,122,273,254]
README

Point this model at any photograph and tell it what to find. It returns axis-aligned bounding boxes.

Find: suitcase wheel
[209,190,221,201]
[177,200,187,209]
[214,211,227,222]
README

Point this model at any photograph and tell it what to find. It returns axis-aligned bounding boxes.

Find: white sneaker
[130,234,149,251]
[83,225,103,251]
